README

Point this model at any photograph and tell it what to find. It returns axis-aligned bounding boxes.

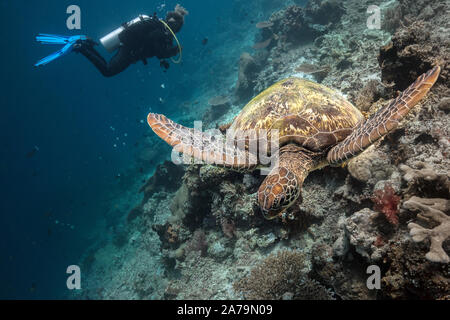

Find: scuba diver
[34,5,188,77]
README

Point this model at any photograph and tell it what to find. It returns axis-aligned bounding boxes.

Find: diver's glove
[72,37,98,53]
[85,37,99,47]
[160,59,170,70]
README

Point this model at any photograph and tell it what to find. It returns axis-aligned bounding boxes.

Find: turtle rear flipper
[147,113,257,171]
[327,66,441,165]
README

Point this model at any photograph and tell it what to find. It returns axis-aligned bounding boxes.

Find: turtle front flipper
[147,113,257,171]
[327,66,441,165]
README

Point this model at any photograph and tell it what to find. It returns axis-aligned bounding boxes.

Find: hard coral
[400,163,450,199]
[311,243,375,300]
[267,5,319,46]
[381,240,450,299]
[185,229,208,257]
[282,5,307,41]
[221,217,236,239]
[379,16,449,91]
[403,196,450,263]
[354,80,384,112]
[233,250,307,300]
[347,146,395,184]
[371,184,401,226]
[166,224,179,244]
[295,278,335,300]
[344,208,388,262]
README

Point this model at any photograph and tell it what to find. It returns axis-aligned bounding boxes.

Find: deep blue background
[0,0,299,299]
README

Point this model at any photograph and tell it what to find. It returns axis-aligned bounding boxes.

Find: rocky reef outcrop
[379,20,450,91]
[304,0,345,26]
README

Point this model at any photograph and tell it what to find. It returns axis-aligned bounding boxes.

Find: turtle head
[257,166,302,220]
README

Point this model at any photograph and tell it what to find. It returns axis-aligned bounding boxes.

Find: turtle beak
[261,209,278,220]
[261,208,285,220]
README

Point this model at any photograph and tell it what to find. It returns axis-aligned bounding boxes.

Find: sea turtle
[147,66,440,220]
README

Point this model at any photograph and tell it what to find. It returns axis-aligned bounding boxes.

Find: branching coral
[403,196,450,263]
[233,250,307,300]
[295,278,335,300]
[371,183,401,226]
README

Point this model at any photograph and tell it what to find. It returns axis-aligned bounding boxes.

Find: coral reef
[266,1,344,47]
[311,243,375,300]
[380,240,450,300]
[400,163,450,199]
[347,146,397,184]
[184,229,208,257]
[304,0,345,26]
[139,161,185,205]
[404,196,450,263]
[269,5,316,45]
[354,80,386,112]
[342,208,388,262]
[295,278,335,300]
[382,1,403,34]
[379,10,450,91]
[232,250,310,300]
[79,0,450,301]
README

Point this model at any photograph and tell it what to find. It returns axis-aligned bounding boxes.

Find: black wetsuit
[76,15,179,77]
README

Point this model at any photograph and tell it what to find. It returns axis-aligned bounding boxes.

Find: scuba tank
[100,15,151,53]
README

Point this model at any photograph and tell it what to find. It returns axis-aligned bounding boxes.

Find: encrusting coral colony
[77,0,450,300]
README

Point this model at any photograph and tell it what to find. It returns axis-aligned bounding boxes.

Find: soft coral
[371,184,401,226]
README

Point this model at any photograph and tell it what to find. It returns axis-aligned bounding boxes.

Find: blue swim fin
[35,34,88,67]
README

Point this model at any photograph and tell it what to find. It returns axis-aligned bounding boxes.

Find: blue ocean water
[1,0,301,299]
